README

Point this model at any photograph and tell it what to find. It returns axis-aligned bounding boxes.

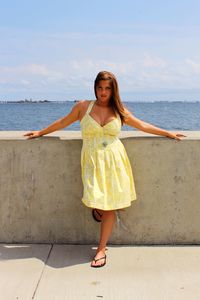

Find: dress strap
[86,100,95,115]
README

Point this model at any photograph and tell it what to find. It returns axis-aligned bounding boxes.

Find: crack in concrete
[31,244,53,299]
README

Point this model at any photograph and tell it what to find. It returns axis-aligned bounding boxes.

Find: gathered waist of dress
[82,136,120,150]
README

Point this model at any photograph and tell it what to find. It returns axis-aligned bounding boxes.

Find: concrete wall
[0,131,200,244]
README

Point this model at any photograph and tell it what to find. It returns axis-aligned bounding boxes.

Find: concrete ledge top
[0,130,199,140]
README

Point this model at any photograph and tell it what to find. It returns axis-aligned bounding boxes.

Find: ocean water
[0,101,200,131]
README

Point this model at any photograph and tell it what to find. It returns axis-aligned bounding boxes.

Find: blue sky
[0,0,200,101]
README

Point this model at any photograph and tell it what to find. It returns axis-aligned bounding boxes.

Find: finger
[27,134,35,139]
[25,132,34,137]
[23,132,31,136]
[177,137,184,141]
[26,135,33,139]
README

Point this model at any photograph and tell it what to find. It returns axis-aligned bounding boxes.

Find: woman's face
[96,80,112,103]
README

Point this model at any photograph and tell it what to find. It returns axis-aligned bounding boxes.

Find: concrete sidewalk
[0,244,200,300]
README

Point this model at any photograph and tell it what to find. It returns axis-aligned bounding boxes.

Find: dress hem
[81,197,137,211]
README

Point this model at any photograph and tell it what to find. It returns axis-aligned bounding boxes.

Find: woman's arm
[24,101,83,139]
[124,108,186,141]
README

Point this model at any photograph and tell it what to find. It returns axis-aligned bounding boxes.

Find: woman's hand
[23,131,42,139]
[165,132,186,141]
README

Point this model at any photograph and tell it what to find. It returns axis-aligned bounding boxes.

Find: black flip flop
[92,209,103,222]
[91,255,107,268]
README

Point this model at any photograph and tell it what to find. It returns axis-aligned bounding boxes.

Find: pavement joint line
[31,244,53,300]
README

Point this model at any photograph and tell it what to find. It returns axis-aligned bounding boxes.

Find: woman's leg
[91,209,116,267]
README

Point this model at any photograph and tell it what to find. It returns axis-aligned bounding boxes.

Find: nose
[101,88,107,94]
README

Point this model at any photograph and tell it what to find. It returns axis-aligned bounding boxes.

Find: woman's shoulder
[72,99,89,109]
[79,99,93,106]
[123,106,131,114]
[73,100,94,120]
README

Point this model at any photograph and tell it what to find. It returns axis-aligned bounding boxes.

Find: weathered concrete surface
[0,244,51,300]
[0,131,200,244]
[0,244,200,300]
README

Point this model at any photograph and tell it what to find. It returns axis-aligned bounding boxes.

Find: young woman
[24,71,186,268]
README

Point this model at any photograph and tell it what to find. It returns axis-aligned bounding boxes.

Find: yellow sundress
[80,100,137,210]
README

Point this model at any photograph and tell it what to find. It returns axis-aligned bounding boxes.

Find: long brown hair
[94,71,128,125]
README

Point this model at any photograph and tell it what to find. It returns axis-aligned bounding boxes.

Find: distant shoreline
[1,100,200,104]
[0,99,79,103]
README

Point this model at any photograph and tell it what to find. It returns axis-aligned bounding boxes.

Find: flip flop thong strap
[94,209,102,217]
[94,256,106,262]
